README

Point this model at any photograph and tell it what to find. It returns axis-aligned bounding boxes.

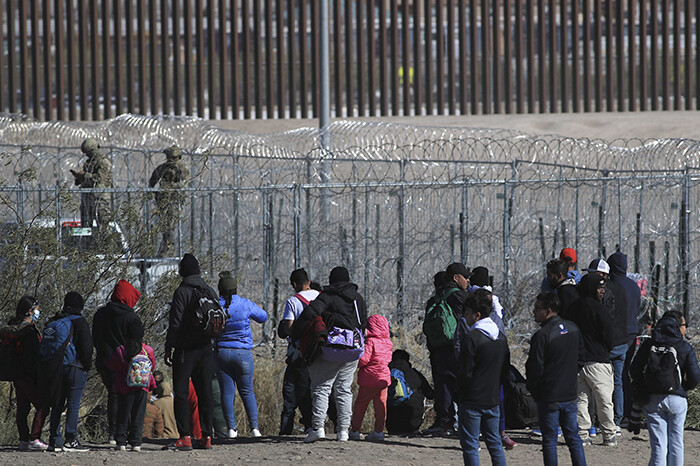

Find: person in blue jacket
[214,271,268,438]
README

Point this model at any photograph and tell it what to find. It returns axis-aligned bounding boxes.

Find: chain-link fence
[1,115,699,359]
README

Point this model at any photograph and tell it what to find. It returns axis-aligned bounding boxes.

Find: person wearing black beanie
[46,292,93,452]
[164,253,218,450]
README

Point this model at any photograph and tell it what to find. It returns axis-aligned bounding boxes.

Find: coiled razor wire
[1,113,699,363]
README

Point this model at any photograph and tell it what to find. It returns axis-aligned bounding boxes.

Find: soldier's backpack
[192,288,229,339]
[644,344,682,394]
[422,288,460,348]
[126,347,153,388]
[388,368,413,406]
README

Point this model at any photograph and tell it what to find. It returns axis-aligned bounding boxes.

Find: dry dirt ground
[2,428,700,465]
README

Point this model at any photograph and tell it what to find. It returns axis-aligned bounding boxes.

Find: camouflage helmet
[164,145,182,160]
[80,138,100,154]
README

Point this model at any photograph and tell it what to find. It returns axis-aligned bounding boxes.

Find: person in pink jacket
[349,314,393,441]
[107,335,157,452]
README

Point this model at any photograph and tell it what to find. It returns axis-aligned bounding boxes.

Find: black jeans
[172,345,215,437]
[99,370,118,437]
[115,390,147,447]
[280,363,312,434]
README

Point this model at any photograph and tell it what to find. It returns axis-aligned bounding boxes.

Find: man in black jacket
[423,263,471,435]
[455,291,509,466]
[164,253,217,451]
[562,272,617,447]
[92,279,143,445]
[47,292,93,452]
[526,292,586,466]
[546,258,580,315]
[290,266,368,443]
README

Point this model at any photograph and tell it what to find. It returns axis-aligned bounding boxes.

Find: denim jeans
[609,343,628,425]
[537,400,587,466]
[644,394,688,466]
[216,347,259,430]
[458,403,506,466]
[49,366,88,446]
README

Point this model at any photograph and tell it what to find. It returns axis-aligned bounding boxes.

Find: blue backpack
[388,368,413,406]
[40,315,78,365]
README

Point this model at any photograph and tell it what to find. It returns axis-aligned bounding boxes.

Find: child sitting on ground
[349,314,393,441]
[108,334,157,451]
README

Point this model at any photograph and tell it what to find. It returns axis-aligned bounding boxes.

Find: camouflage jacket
[149,159,189,190]
[81,151,113,188]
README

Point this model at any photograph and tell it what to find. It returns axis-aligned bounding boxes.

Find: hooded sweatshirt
[630,315,700,399]
[92,279,144,372]
[357,315,393,387]
[468,284,506,334]
[456,316,510,407]
[52,305,93,371]
[607,252,642,336]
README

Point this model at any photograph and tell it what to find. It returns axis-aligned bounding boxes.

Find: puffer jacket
[630,315,700,399]
[290,281,368,341]
[215,295,268,350]
[357,315,393,388]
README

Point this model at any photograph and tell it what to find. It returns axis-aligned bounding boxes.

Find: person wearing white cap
[583,259,629,435]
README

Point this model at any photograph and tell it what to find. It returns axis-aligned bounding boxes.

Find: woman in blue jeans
[215,271,268,438]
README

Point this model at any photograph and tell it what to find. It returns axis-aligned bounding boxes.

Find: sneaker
[194,436,212,450]
[589,426,597,437]
[580,436,592,446]
[348,431,362,441]
[47,443,63,452]
[440,427,457,438]
[501,435,517,450]
[615,426,622,437]
[228,429,238,439]
[108,436,117,446]
[603,437,618,447]
[28,439,48,451]
[530,428,542,437]
[116,445,127,451]
[337,431,349,442]
[303,428,325,443]
[422,425,444,435]
[251,428,262,438]
[131,445,141,452]
[367,431,385,441]
[62,439,89,452]
[167,436,193,451]
[558,427,562,437]
[18,441,29,451]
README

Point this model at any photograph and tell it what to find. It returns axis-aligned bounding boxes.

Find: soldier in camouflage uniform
[70,138,113,231]
[149,145,189,257]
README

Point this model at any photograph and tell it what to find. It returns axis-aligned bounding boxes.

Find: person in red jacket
[107,333,157,452]
[349,314,393,441]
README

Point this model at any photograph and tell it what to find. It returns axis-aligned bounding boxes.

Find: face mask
[30,309,40,322]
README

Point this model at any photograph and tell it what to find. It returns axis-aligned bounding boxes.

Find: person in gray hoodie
[607,251,641,422]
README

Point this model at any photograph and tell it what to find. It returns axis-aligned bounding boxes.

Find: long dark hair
[125,336,143,361]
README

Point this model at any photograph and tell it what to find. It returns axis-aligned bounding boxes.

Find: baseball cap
[559,248,577,263]
[583,259,610,274]
[446,262,472,279]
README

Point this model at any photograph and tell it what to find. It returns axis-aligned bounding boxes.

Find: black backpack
[0,330,22,381]
[503,364,538,429]
[192,288,229,339]
[644,344,682,394]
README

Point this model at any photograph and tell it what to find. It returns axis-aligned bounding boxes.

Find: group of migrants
[1,246,699,465]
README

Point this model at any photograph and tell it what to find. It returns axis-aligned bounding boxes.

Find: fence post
[679,170,690,321]
[294,184,301,269]
[262,189,272,342]
[397,164,406,322]
[598,171,609,257]
[617,177,623,249]
[460,180,468,264]
[364,186,370,298]
[503,179,511,305]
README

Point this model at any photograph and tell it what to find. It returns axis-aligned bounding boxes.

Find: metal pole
[294,184,301,269]
[319,0,331,224]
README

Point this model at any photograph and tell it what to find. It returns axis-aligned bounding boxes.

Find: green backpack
[422,288,460,348]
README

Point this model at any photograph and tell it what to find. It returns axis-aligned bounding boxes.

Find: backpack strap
[294,293,311,307]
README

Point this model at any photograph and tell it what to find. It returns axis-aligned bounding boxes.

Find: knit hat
[179,253,201,277]
[63,291,84,311]
[579,273,605,298]
[470,266,489,287]
[16,295,37,318]
[329,266,350,285]
[218,271,237,294]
